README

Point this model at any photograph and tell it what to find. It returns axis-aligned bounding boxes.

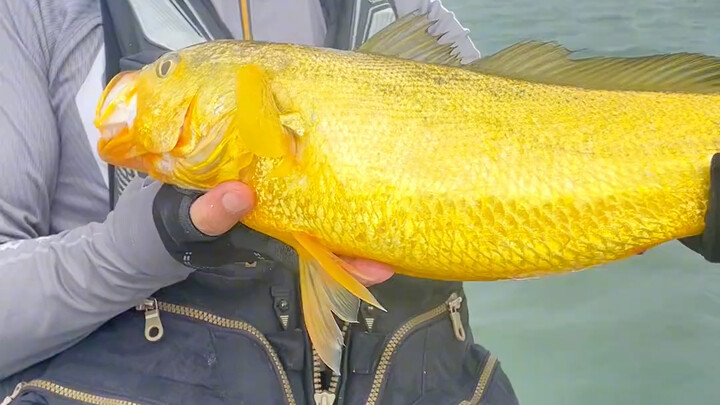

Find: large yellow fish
[93,13,720,373]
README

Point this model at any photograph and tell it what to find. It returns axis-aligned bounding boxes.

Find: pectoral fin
[234,65,298,171]
[293,232,386,374]
[268,155,297,178]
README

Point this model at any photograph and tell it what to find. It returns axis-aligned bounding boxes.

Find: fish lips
[95,71,139,129]
[95,71,147,171]
[96,127,149,172]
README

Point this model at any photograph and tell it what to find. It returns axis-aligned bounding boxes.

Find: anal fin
[294,233,385,311]
[299,256,345,374]
[293,232,386,374]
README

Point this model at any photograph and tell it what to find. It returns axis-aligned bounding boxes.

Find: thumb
[189,181,256,236]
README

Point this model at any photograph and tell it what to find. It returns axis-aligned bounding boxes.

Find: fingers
[341,257,395,286]
[189,181,256,236]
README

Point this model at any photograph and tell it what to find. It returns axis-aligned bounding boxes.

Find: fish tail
[293,232,386,374]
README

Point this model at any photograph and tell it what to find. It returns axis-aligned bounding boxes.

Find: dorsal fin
[355,12,720,94]
[356,11,464,66]
[465,40,720,93]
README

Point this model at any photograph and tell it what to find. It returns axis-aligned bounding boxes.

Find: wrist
[107,177,195,279]
[152,184,221,268]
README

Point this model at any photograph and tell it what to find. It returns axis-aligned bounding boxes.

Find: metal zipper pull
[314,391,336,405]
[1,382,26,405]
[447,293,466,342]
[135,298,164,342]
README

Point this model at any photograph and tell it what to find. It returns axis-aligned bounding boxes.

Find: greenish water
[445,1,720,404]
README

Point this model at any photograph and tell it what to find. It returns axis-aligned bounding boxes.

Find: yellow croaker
[94,13,720,373]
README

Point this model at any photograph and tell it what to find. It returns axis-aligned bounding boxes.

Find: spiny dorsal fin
[356,11,464,66]
[465,40,720,93]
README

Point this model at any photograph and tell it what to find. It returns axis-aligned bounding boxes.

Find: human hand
[156,181,394,286]
[187,181,256,236]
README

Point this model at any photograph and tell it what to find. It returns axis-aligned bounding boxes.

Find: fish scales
[204,42,720,281]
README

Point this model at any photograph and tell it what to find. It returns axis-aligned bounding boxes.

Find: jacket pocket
[2,300,301,405]
[351,291,519,405]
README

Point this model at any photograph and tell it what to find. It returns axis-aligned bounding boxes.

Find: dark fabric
[4,272,519,405]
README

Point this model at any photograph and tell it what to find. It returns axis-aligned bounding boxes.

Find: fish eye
[155,53,180,78]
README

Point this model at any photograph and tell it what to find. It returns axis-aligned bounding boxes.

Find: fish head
[94,49,241,189]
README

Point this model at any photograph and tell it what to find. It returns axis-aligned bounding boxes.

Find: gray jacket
[0,0,480,380]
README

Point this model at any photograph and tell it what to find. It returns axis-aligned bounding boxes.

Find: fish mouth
[95,71,139,136]
[95,71,147,171]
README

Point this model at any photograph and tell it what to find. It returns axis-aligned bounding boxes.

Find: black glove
[679,153,720,263]
[151,184,298,270]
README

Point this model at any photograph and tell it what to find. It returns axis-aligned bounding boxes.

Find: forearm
[0,1,194,381]
[0,179,193,379]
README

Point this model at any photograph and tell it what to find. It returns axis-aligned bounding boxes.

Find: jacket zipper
[311,293,469,405]
[458,354,498,405]
[1,380,144,405]
[135,299,297,405]
[1,300,296,405]
[311,322,349,405]
[447,294,467,342]
[365,292,492,405]
[135,298,163,342]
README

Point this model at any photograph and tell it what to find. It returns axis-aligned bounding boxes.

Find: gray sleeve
[0,2,193,380]
[0,178,194,380]
[393,0,482,63]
